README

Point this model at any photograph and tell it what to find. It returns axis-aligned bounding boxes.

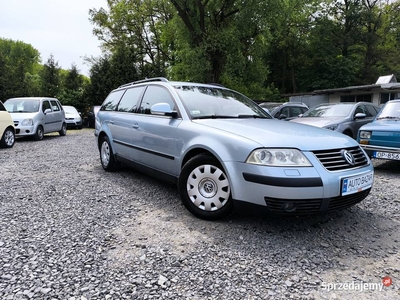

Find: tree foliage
[3,0,400,107]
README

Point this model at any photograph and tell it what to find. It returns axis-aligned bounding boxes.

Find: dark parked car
[259,102,309,120]
[290,102,381,139]
[95,77,374,220]
[358,99,400,160]
[86,105,101,128]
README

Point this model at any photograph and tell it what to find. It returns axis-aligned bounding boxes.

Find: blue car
[358,99,400,160]
[95,78,374,220]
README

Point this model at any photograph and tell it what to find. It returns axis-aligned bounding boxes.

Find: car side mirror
[151,103,178,117]
[44,108,52,114]
[355,113,366,119]
[279,114,287,120]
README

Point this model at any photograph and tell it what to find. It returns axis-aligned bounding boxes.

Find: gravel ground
[0,128,399,300]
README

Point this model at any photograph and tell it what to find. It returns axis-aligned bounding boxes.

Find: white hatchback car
[63,105,83,129]
[0,100,15,148]
[4,97,67,141]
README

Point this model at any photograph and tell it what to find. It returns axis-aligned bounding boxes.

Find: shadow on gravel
[93,158,399,299]
[372,159,400,175]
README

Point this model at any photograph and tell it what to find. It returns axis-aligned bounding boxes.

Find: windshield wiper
[377,116,400,120]
[192,115,234,120]
[237,114,266,119]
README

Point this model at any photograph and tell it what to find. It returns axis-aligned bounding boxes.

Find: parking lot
[0,129,399,299]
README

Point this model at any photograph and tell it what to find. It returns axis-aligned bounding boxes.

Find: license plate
[341,171,374,196]
[373,151,400,160]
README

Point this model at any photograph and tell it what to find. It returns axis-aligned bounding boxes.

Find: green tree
[41,54,61,97]
[0,38,41,100]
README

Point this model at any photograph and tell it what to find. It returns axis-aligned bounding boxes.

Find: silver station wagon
[95,78,374,220]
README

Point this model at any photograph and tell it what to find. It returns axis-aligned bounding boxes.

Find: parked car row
[0,98,90,148]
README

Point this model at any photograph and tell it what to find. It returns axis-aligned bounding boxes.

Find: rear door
[109,87,144,160]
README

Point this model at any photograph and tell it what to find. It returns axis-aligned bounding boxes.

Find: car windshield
[173,85,271,119]
[376,101,400,120]
[302,104,353,118]
[259,103,282,112]
[4,99,40,113]
[63,106,78,114]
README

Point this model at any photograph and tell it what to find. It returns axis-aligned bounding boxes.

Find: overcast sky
[0,0,108,76]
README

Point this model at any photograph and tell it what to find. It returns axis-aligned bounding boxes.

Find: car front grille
[312,146,369,171]
[13,121,19,127]
[264,188,370,215]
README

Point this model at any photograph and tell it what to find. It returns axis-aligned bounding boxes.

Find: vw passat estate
[95,78,374,220]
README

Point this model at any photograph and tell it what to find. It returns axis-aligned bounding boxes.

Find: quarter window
[102,90,125,111]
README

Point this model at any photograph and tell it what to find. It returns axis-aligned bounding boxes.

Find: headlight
[246,149,312,166]
[323,124,339,131]
[359,131,371,139]
[21,119,33,126]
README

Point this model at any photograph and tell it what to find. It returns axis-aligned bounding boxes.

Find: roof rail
[118,77,169,88]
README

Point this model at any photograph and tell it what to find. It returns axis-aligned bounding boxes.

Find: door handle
[109,120,114,124]
[132,123,139,128]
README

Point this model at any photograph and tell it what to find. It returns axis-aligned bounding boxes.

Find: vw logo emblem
[341,150,355,165]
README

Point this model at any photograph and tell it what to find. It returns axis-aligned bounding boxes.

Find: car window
[0,102,6,111]
[138,86,176,115]
[42,100,51,112]
[50,100,61,112]
[102,90,125,111]
[280,107,290,117]
[291,107,303,117]
[366,105,379,116]
[117,86,145,112]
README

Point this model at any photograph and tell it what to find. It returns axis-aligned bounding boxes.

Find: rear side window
[101,90,125,111]
[50,100,61,111]
[117,86,145,112]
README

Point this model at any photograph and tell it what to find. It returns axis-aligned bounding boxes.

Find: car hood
[290,117,345,127]
[9,112,39,120]
[65,113,81,118]
[360,119,400,131]
[194,119,356,151]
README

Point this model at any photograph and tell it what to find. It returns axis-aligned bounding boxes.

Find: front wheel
[0,127,15,148]
[59,123,67,136]
[34,125,44,141]
[179,154,233,220]
[99,135,119,171]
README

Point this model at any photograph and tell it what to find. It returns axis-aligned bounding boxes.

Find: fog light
[283,202,297,212]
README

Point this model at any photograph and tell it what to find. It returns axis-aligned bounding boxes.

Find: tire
[59,123,67,136]
[34,125,44,141]
[99,135,119,171]
[179,154,233,220]
[0,127,15,148]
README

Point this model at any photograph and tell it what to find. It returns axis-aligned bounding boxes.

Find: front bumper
[14,125,36,137]
[66,120,82,128]
[360,144,400,156]
[224,152,374,216]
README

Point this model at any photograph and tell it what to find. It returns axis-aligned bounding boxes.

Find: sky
[0,0,108,76]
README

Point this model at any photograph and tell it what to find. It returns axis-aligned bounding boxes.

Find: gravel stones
[0,130,399,299]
